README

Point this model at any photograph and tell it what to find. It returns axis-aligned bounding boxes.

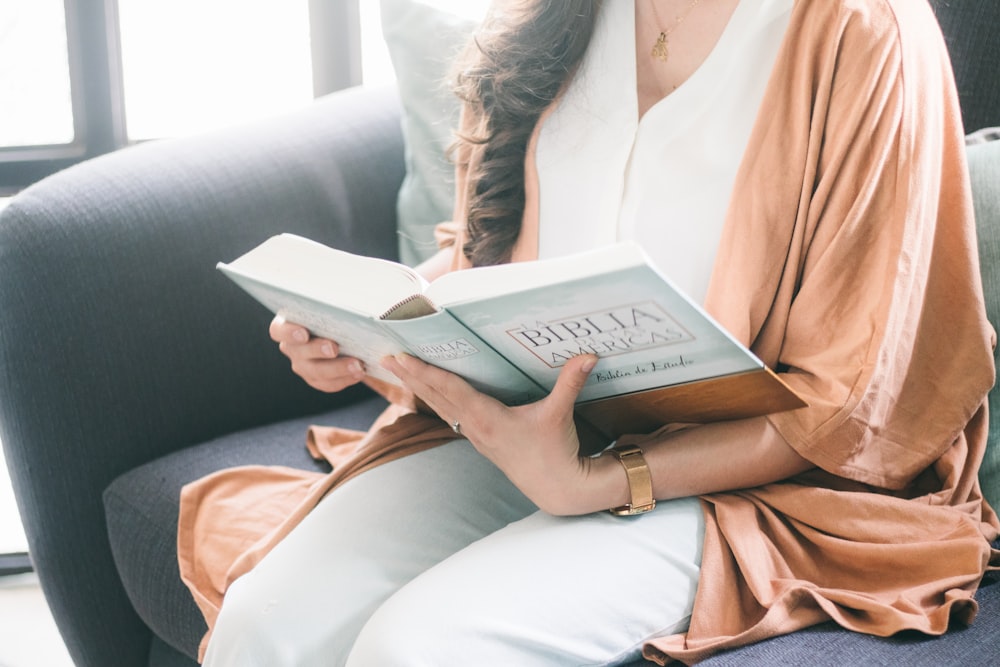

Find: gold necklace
[650,0,704,62]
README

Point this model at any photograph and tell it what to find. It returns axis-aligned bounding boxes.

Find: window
[0,1,74,148]
[0,0,364,196]
[0,0,78,195]
[117,0,315,140]
[0,450,27,555]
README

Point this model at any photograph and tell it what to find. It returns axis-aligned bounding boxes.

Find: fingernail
[321,342,335,357]
[350,360,365,377]
[580,357,596,373]
[292,329,308,343]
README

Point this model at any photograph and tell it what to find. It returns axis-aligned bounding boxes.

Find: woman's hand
[380,353,627,515]
[269,315,366,393]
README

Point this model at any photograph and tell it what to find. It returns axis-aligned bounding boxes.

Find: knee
[346,593,462,666]
[204,574,339,667]
[202,575,286,666]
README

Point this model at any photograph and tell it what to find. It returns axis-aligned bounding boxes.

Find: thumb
[546,354,598,412]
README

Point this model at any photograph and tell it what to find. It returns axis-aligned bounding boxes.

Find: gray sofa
[1,3,998,666]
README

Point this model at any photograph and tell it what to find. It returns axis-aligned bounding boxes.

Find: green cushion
[380,0,479,266]
[970,137,1000,511]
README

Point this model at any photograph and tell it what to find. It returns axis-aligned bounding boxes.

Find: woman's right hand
[269,315,366,393]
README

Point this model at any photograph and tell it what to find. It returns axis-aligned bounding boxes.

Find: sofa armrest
[0,85,404,667]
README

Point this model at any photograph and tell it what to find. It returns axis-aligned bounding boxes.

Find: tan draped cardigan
[178,0,1000,663]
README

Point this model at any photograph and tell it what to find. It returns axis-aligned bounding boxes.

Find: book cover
[218,234,806,437]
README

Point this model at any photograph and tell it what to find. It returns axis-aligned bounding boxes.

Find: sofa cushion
[103,394,389,661]
[967,127,1000,145]
[380,0,480,266]
[969,138,1000,512]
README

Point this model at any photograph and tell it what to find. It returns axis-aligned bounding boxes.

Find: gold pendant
[651,32,669,61]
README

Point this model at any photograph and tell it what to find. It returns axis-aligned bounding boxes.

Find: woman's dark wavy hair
[452,0,601,266]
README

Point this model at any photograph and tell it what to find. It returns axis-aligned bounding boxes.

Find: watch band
[607,445,656,515]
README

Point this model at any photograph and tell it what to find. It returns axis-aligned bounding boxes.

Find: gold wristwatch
[607,445,656,516]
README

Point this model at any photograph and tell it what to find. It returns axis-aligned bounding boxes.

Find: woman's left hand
[380,353,620,515]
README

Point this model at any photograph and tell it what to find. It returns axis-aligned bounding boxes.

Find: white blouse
[535,0,793,304]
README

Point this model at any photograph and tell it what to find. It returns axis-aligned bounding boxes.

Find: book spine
[379,310,547,406]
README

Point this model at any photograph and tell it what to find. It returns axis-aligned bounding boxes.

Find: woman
[181,0,1000,664]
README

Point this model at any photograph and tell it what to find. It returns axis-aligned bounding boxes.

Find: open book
[218,234,806,439]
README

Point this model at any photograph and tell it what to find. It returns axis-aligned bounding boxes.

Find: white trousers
[202,440,704,667]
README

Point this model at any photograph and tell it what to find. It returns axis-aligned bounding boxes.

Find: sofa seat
[104,387,1000,666]
[104,394,389,662]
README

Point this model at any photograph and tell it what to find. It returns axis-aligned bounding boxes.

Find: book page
[219,234,429,317]
[218,271,409,385]
[424,242,647,307]
[380,310,547,406]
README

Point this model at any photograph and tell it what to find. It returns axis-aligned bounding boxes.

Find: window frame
[0,0,361,197]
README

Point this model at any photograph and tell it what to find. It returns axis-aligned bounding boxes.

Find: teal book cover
[218,235,805,435]
[439,260,760,404]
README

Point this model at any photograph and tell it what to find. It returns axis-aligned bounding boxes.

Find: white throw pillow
[380,0,480,266]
